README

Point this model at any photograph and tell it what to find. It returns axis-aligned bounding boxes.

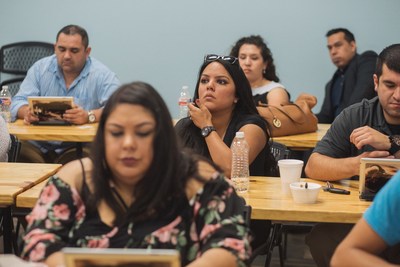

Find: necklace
[109,183,129,210]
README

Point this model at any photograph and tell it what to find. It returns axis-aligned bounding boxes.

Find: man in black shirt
[305,44,400,267]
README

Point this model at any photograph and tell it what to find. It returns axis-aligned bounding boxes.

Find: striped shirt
[11,55,121,121]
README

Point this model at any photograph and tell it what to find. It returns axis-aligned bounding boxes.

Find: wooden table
[273,123,330,150]
[0,162,61,253]
[16,179,48,209]
[18,175,369,223]
[243,176,370,266]
[8,119,98,142]
[243,176,370,223]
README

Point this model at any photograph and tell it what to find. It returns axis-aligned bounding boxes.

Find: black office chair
[8,134,21,163]
[0,41,54,75]
[0,77,24,97]
[4,134,24,254]
[269,141,313,265]
[0,41,54,96]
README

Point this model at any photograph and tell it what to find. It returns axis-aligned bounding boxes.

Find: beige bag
[257,93,318,137]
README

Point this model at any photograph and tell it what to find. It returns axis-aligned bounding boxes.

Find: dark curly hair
[230,35,280,82]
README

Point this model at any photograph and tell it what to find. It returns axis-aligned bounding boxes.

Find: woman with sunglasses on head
[175,54,274,177]
[175,55,275,255]
[230,35,290,106]
[20,82,252,267]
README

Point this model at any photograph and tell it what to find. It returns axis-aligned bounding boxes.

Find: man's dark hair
[375,44,400,78]
[56,24,89,48]
[326,28,355,43]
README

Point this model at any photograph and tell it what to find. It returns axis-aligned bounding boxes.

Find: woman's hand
[188,100,213,129]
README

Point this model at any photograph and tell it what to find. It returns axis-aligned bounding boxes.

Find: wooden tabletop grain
[273,123,330,150]
[242,176,370,223]
[0,162,61,205]
[8,119,98,142]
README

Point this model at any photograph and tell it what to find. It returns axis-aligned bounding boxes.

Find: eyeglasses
[204,54,238,65]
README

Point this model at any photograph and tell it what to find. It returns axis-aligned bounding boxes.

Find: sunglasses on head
[204,54,238,65]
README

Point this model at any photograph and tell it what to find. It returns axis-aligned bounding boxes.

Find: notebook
[28,96,74,125]
[62,247,180,267]
[359,158,400,201]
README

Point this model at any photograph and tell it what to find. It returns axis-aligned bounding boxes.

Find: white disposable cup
[278,159,304,196]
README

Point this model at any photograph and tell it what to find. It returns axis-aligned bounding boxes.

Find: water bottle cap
[235,131,244,138]
[182,85,189,90]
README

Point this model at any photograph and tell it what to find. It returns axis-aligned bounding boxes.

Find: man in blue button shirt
[11,24,120,164]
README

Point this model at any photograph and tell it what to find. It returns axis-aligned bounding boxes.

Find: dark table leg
[2,206,13,253]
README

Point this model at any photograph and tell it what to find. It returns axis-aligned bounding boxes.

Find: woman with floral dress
[21,82,251,267]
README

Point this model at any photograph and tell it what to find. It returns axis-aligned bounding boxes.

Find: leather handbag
[256,93,318,137]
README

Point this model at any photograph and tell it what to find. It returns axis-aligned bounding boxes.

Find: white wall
[1,0,399,118]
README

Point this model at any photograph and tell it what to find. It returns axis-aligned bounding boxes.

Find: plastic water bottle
[231,131,250,193]
[178,85,191,119]
[0,85,12,123]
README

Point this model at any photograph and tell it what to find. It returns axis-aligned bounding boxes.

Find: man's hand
[63,104,88,125]
[350,126,391,150]
[19,106,39,125]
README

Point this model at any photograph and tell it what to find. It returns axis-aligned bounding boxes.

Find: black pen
[327,187,350,195]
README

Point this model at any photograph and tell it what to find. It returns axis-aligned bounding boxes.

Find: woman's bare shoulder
[56,157,93,190]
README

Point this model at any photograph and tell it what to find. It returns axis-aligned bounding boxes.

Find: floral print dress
[21,173,252,266]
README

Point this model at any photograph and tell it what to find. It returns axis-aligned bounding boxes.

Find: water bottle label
[0,97,11,105]
[178,98,191,106]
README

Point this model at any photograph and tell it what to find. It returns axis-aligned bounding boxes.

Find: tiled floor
[251,232,317,267]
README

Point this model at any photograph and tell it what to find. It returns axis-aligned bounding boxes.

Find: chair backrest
[8,134,21,162]
[268,141,291,177]
[0,77,24,97]
[237,196,252,226]
[242,205,252,226]
[0,41,54,75]
[270,141,291,161]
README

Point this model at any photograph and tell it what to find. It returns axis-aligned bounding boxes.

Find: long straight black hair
[89,82,197,225]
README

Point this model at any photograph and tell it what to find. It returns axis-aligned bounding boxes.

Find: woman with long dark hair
[230,35,290,105]
[175,54,274,177]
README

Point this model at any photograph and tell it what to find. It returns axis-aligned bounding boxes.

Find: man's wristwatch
[389,135,400,155]
[88,110,96,123]
[201,126,216,137]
